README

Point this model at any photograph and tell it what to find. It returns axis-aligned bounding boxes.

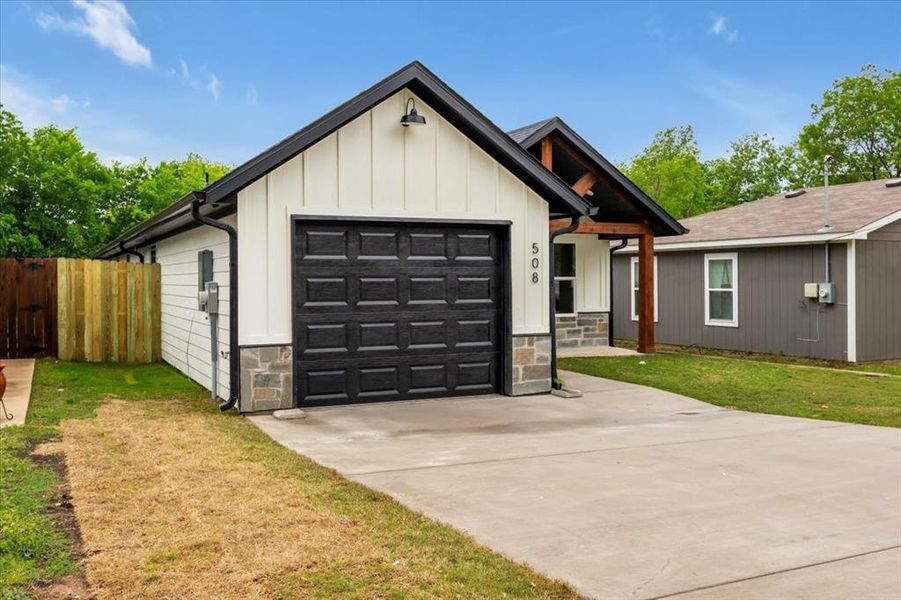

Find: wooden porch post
[637,232,655,353]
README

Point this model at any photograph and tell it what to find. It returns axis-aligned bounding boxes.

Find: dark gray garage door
[292,220,506,407]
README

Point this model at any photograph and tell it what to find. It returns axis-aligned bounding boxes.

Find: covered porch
[508,117,682,357]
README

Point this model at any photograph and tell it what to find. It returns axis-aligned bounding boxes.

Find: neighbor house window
[554,243,576,315]
[705,253,738,327]
[630,256,658,322]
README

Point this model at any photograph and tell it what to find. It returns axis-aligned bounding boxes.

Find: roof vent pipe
[820,155,833,231]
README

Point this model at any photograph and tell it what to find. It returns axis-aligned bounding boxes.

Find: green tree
[799,65,901,182]
[0,108,118,256]
[621,126,713,218]
[0,105,231,257]
[707,133,785,206]
[105,153,231,241]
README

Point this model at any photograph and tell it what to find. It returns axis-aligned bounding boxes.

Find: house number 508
[530,242,540,283]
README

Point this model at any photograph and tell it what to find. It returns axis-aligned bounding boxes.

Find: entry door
[292,220,505,407]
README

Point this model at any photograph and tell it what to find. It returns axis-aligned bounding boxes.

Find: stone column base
[239,345,294,413]
[512,334,552,395]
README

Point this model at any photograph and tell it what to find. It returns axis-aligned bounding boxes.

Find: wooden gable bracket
[548,215,656,354]
[549,134,649,216]
[541,133,655,353]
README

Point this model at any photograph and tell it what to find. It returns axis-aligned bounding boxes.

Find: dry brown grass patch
[57,401,381,599]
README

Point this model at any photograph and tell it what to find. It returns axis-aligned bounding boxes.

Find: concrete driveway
[251,370,901,599]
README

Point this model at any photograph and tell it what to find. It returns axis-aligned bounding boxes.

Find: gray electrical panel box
[197,250,214,311]
[198,281,219,314]
[817,282,835,304]
[198,250,214,291]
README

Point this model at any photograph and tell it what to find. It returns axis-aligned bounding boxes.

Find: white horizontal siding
[138,215,234,399]
[237,89,551,345]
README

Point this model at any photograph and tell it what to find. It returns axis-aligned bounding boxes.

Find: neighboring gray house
[613,179,901,362]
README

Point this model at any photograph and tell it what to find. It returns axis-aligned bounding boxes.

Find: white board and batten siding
[553,233,611,313]
[237,89,551,346]
[137,216,233,399]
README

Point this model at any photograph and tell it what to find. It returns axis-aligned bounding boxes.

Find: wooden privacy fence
[0,258,58,358]
[57,258,161,363]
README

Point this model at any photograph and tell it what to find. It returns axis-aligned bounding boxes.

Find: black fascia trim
[95,200,236,259]
[97,61,592,258]
[517,117,687,237]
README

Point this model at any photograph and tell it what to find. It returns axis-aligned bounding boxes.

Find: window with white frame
[705,253,738,327]
[554,243,576,315]
[630,256,658,321]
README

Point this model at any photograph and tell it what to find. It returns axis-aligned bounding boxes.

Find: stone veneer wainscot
[240,345,294,413]
[555,312,609,349]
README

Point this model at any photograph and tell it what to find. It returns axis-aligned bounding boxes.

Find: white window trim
[704,252,739,327]
[555,243,577,317]
[630,256,658,322]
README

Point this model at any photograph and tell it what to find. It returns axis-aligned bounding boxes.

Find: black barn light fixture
[400,97,426,127]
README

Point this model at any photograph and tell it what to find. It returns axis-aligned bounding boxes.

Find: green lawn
[0,362,206,594]
[613,339,901,377]
[1,361,578,599]
[560,354,901,428]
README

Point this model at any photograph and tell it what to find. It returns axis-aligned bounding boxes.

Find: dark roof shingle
[507,118,554,144]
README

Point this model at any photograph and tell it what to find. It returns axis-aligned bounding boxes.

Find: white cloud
[246,84,258,106]
[710,16,738,43]
[0,64,185,165]
[170,58,220,101]
[0,65,90,129]
[684,61,802,152]
[207,74,221,102]
[37,0,152,68]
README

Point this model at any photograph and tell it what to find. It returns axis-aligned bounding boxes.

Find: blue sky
[1,1,899,166]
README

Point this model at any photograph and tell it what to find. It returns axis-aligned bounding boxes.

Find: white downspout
[846,240,857,362]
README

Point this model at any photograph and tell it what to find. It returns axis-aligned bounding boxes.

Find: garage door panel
[296,272,500,312]
[294,220,504,406]
[358,231,400,260]
[408,232,449,260]
[296,312,499,358]
[296,225,499,266]
[302,230,350,260]
[297,353,499,407]
[302,277,349,307]
[359,277,401,306]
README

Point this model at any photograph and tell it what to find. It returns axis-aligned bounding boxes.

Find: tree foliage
[623,64,898,218]
[619,126,712,219]
[0,107,230,257]
[799,65,900,182]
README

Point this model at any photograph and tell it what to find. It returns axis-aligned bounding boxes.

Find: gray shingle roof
[657,179,901,245]
[507,118,554,144]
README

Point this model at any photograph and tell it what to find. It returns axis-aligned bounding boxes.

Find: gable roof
[507,117,686,237]
[96,62,593,258]
[508,118,554,145]
[621,179,901,251]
